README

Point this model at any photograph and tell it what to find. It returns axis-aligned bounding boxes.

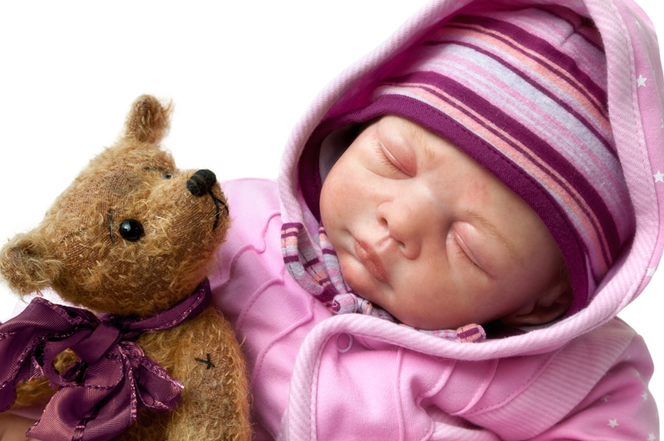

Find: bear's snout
[184,169,228,231]
[186,169,217,197]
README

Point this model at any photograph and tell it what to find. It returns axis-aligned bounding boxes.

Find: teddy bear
[0,95,251,441]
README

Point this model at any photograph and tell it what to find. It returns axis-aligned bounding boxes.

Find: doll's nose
[186,169,217,197]
[377,201,426,259]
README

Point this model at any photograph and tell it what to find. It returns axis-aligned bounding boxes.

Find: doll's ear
[499,285,573,327]
[124,95,172,144]
[0,233,62,296]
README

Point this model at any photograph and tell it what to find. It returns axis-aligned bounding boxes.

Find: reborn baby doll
[210,2,661,439]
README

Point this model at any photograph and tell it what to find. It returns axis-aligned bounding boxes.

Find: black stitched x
[194,353,216,369]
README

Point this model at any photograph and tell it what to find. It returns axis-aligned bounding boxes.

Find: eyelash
[376,146,403,174]
[452,234,482,271]
[455,247,478,267]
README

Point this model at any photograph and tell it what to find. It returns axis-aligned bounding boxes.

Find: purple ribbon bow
[0,279,212,441]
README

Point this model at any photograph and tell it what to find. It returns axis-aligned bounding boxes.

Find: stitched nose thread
[187,169,217,197]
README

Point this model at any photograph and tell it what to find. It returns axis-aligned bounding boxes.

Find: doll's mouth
[354,240,388,283]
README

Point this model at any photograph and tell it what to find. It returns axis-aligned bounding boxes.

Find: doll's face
[320,116,568,330]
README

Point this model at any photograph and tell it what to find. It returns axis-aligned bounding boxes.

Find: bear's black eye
[118,219,144,242]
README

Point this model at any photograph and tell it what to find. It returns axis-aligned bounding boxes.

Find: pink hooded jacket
[211,0,663,439]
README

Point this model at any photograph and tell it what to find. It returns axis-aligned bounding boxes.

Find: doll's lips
[354,240,388,283]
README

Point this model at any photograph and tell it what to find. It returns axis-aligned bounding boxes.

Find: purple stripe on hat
[448,13,608,112]
[426,38,616,157]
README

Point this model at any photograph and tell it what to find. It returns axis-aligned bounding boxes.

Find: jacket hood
[277,0,664,358]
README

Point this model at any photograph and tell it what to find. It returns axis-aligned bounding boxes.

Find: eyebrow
[464,209,522,264]
[405,120,436,162]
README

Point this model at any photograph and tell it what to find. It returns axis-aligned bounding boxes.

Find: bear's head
[0,95,229,318]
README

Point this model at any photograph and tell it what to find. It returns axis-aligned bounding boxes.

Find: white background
[0,0,662,416]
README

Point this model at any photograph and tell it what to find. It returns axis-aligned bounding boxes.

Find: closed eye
[454,245,481,270]
[375,144,405,176]
[450,230,484,272]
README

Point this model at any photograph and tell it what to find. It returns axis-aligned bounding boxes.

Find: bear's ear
[124,95,172,144]
[0,232,62,296]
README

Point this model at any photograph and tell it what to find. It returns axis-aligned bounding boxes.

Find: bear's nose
[186,169,217,197]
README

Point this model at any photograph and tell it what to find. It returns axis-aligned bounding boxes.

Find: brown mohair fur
[0,95,251,441]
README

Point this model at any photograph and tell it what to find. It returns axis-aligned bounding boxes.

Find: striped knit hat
[300,5,634,316]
